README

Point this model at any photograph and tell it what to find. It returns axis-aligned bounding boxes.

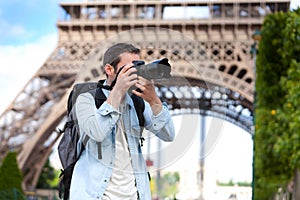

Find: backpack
[57,80,145,200]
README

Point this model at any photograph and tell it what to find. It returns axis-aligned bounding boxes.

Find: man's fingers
[135,82,146,91]
[120,64,136,75]
[131,89,140,95]
[137,76,149,84]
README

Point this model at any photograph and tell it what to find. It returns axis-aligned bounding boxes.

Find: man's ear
[104,64,115,76]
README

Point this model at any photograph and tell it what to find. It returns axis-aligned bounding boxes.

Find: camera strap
[97,65,125,90]
[97,81,112,90]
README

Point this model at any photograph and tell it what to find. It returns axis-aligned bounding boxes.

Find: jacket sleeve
[75,92,120,142]
[144,102,175,142]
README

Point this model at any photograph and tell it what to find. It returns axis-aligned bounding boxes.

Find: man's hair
[103,43,140,71]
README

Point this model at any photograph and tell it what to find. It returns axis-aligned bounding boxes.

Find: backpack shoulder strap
[67,90,74,114]
[131,94,145,127]
[95,87,107,109]
[131,93,145,146]
[88,87,107,109]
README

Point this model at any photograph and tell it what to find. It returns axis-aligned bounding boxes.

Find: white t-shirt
[102,104,138,200]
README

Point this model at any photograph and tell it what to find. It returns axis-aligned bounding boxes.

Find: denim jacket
[69,90,175,200]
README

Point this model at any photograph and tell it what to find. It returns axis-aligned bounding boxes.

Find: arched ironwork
[155,77,253,133]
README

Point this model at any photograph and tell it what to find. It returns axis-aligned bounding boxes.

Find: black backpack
[57,81,145,200]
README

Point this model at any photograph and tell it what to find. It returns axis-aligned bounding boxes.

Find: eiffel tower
[0,0,290,192]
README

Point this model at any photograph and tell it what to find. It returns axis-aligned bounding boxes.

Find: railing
[57,1,290,23]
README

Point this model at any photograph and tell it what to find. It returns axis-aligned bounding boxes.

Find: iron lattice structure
[0,0,290,191]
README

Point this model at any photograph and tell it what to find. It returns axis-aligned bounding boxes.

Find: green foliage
[255,12,288,108]
[37,159,60,189]
[278,6,300,183]
[0,188,25,200]
[0,151,25,200]
[161,172,180,198]
[255,8,300,199]
[49,170,61,189]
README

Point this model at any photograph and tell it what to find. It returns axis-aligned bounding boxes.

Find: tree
[0,151,25,200]
[255,8,300,199]
[277,7,300,199]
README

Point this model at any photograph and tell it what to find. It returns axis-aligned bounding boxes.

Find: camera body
[132,58,171,80]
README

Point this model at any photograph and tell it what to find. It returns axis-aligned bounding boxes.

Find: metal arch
[170,111,252,135]
[156,77,253,134]
[72,30,254,134]
[74,28,255,106]
[75,37,254,134]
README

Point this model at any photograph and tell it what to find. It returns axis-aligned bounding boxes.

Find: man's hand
[107,64,137,109]
[132,76,163,115]
[113,64,138,95]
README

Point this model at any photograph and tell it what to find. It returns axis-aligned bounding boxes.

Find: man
[70,43,175,199]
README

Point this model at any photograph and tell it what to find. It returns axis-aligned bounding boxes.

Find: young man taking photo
[70,43,175,200]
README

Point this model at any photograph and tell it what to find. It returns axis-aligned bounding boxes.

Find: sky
[0,0,299,186]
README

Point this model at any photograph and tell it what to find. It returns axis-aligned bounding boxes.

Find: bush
[0,151,25,199]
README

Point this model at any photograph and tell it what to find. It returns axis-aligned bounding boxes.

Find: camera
[132,58,171,80]
[105,58,172,92]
